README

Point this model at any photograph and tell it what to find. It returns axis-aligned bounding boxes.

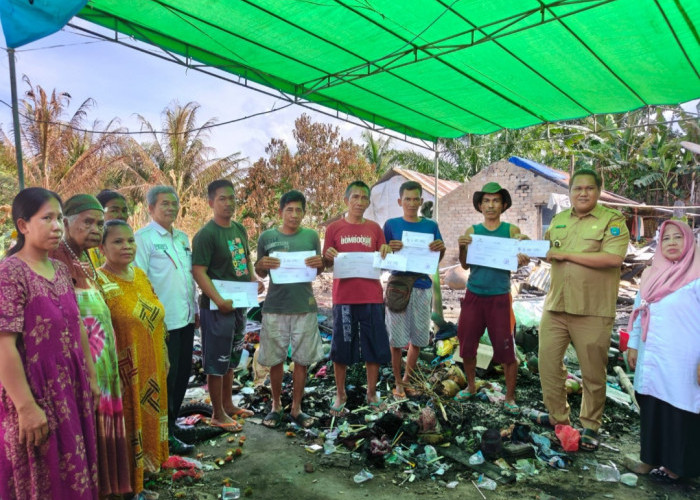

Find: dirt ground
[146,276,699,500]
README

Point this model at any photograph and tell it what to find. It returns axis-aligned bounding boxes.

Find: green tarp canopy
[76,0,700,142]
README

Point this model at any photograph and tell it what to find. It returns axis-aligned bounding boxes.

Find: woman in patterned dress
[0,187,99,500]
[50,194,131,496]
[98,220,169,495]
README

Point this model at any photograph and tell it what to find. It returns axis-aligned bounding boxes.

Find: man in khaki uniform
[538,168,629,451]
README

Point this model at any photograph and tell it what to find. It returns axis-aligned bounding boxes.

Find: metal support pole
[433,140,439,222]
[8,48,25,190]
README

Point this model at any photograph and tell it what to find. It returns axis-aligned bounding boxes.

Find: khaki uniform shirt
[544,203,629,318]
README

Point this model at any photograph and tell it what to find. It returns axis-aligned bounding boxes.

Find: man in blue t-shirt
[384,181,445,398]
[455,182,529,416]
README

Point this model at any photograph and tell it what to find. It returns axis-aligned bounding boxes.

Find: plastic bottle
[468,450,485,465]
[594,464,620,482]
[222,486,241,500]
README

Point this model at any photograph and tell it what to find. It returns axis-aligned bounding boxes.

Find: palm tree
[116,101,245,218]
[17,76,124,196]
[361,130,399,174]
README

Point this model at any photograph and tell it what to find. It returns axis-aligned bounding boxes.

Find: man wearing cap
[538,168,629,451]
[455,182,529,415]
[135,185,197,455]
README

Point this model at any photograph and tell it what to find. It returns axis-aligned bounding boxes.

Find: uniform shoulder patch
[610,227,621,236]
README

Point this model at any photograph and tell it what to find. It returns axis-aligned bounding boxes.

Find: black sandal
[580,428,599,452]
[262,410,284,429]
[289,412,316,429]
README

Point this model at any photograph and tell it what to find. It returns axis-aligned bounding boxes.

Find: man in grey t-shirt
[255,190,325,428]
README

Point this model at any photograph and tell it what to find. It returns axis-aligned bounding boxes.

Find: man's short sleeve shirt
[192,220,251,308]
[323,218,385,305]
[134,221,197,330]
[544,204,629,317]
[383,217,442,289]
[256,227,320,314]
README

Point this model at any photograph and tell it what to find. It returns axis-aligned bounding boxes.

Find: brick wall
[437,160,569,265]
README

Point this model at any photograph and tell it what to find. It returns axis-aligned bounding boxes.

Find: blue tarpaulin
[0,0,87,48]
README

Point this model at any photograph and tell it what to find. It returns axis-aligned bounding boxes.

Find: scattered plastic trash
[594,462,621,482]
[222,486,241,500]
[353,469,374,483]
[620,472,638,487]
[423,445,438,462]
[513,458,538,476]
[324,438,337,455]
[305,444,323,453]
[135,491,159,500]
[468,451,485,465]
[477,474,497,490]
[554,424,580,452]
[446,481,459,489]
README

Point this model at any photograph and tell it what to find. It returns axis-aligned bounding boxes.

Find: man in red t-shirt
[323,181,392,416]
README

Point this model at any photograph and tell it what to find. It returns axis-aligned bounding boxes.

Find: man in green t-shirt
[455,182,529,415]
[254,190,325,429]
[192,179,264,431]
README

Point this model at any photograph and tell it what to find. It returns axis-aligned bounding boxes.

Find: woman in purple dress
[0,188,99,500]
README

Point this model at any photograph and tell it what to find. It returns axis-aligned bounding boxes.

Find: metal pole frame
[433,140,439,222]
[8,48,25,190]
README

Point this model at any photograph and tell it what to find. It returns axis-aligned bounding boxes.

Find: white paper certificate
[373,251,407,271]
[210,280,259,309]
[269,251,317,284]
[333,252,381,279]
[515,239,550,257]
[466,234,550,271]
[401,230,433,248]
[398,247,440,274]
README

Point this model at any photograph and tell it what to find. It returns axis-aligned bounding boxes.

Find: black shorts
[200,307,246,375]
[331,304,391,365]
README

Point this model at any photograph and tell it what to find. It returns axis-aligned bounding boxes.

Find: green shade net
[78,0,700,141]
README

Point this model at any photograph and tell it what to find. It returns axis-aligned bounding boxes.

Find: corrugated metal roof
[375,167,461,199]
[508,156,641,205]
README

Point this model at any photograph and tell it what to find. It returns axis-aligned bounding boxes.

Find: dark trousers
[167,323,195,433]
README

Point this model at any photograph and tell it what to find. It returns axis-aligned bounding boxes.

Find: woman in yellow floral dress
[98,220,169,494]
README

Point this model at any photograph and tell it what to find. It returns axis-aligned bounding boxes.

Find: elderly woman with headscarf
[50,194,131,496]
[627,219,700,483]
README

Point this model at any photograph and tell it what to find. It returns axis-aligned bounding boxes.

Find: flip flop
[209,420,243,432]
[527,410,554,427]
[504,401,521,416]
[580,428,599,452]
[404,385,421,397]
[262,410,284,429]
[229,408,254,418]
[289,411,316,429]
[392,388,406,399]
[367,399,387,413]
[454,389,475,402]
[330,399,348,417]
[650,467,680,483]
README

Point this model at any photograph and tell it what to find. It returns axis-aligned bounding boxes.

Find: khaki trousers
[538,311,613,431]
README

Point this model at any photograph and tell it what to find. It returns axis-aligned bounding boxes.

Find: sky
[0,20,390,167]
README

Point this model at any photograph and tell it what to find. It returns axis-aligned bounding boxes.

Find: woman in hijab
[50,194,131,496]
[627,219,700,482]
